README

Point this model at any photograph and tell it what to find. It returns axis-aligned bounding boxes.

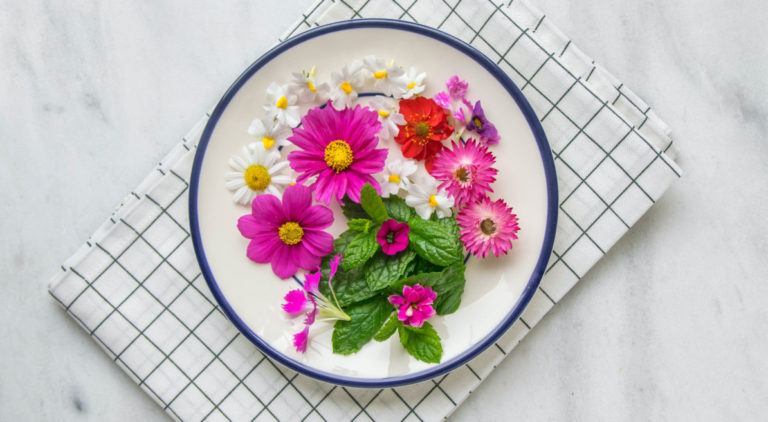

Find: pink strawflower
[287,103,388,204]
[431,139,498,208]
[283,254,350,353]
[446,75,469,100]
[237,184,334,279]
[388,284,437,328]
[376,219,410,255]
[456,197,520,258]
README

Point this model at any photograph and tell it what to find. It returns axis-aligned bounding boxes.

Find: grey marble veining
[2,1,767,420]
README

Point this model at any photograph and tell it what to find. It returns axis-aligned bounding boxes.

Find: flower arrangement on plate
[227,56,520,364]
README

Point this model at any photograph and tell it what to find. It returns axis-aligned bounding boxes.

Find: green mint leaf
[332,296,392,355]
[408,255,444,277]
[373,312,400,342]
[388,262,466,315]
[407,217,463,266]
[341,196,369,220]
[437,216,460,239]
[347,218,374,233]
[364,250,417,291]
[333,229,358,256]
[398,322,442,364]
[360,183,389,223]
[383,195,414,222]
[342,229,379,270]
[318,256,377,307]
[431,262,466,315]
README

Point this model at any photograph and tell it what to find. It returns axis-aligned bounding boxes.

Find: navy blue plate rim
[189,18,558,388]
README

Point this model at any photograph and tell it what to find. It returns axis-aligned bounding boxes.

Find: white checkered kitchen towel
[48,0,682,420]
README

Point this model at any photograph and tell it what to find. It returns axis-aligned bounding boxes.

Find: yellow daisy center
[388,174,401,183]
[480,218,497,236]
[429,195,438,207]
[378,110,390,118]
[278,222,304,245]
[275,96,288,109]
[407,81,416,90]
[473,117,483,129]
[262,136,275,149]
[340,81,352,95]
[324,140,354,172]
[373,70,387,79]
[243,164,271,191]
[306,80,316,92]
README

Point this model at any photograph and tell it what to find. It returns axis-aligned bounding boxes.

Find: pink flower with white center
[376,219,410,255]
[388,284,437,328]
[282,255,350,353]
[431,139,498,208]
[456,197,520,258]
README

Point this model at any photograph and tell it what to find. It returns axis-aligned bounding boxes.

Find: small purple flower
[388,284,437,328]
[376,219,410,255]
[433,91,451,110]
[446,75,469,100]
[282,254,350,353]
[465,100,500,145]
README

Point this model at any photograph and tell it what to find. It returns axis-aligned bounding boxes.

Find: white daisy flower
[247,115,290,150]
[329,61,364,110]
[263,82,300,127]
[225,145,292,205]
[289,66,330,108]
[363,55,407,97]
[379,158,418,198]
[368,96,406,142]
[400,67,427,99]
[405,176,453,219]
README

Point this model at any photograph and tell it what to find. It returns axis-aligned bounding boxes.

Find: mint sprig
[398,322,442,364]
[407,217,464,266]
[360,183,389,223]
[332,296,392,355]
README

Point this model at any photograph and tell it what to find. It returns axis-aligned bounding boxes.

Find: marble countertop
[2,0,767,420]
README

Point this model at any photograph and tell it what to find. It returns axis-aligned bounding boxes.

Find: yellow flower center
[455,167,470,182]
[243,164,271,191]
[378,110,390,118]
[262,136,275,149]
[306,81,316,92]
[324,140,354,172]
[473,117,483,129]
[373,70,387,79]
[278,222,304,245]
[275,96,288,109]
[480,218,497,236]
[407,81,416,90]
[429,195,438,207]
[340,81,352,95]
[388,174,401,183]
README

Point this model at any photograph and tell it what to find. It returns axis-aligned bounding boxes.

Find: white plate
[190,19,557,387]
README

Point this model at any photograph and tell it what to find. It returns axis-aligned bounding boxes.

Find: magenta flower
[283,255,350,353]
[446,75,469,100]
[376,219,410,255]
[287,103,388,204]
[237,184,334,279]
[388,284,437,328]
[433,92,451,110]
[456,196,520,258]
[431,139,498,208]
[465,100,500,145]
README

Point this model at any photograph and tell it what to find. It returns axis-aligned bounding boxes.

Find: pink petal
[388,295,405,306]
[300,230,334,257]
[304,271,321,294]
[283,289,310,314]
[293,325,310,353]
[271,246,299,279]
[237,215,272,239]
[299,205,334,229]
[251,194,285,227]
[282,184,312,221]
[292,245,322,272]
[246,238,281,264]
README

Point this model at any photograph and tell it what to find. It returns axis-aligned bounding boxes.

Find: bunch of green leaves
[319,183,467,364]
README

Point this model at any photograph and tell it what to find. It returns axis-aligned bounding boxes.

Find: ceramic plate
[190,19,557,387]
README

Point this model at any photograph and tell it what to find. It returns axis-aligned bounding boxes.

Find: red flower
[395,97,454,168]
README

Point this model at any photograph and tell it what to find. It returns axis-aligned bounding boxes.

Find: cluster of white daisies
[224,55,453,220]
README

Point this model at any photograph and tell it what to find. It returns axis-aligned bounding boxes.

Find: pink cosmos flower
[456,197,520,258]
[283,255,350,353]
[431,139,498,208]
[388,284,437,328]
[376,219,409,255]
[287,103,388,204]
[237,184,334,279]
